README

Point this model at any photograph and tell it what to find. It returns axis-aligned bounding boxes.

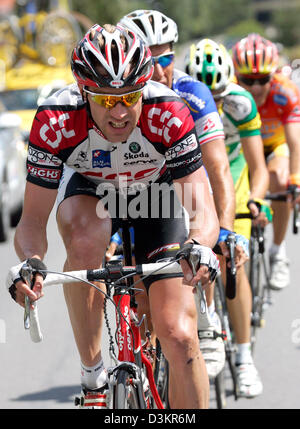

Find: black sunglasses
[238,75,271,86]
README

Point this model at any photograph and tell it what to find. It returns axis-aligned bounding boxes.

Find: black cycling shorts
[57,166,189,290]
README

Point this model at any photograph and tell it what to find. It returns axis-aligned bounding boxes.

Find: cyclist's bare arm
[174,165,220,286]
[13,182,57,307]
[285,122,300,178]
[201,138,235,231]
[241,134,269,224]
[200,138,249,265]
[242,134,269,201]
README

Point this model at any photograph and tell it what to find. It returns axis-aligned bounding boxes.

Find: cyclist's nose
[153,63,165,80]
[109,101,129,118]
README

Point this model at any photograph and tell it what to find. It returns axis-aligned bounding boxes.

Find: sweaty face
[150,43,174,89]
[85,85,143,143]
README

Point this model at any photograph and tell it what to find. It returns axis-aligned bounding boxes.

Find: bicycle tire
[249,235,264,352]
[0,15,21,69]
[153,339,170,409]
[214,370,227,409]
[36,11,82,66]
[214,276,238,403]
[113,369,146,409]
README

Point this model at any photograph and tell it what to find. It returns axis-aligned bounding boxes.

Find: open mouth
[110,121,128,129]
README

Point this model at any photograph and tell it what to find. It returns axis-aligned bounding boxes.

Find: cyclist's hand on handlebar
[105,241,118,261]
[176,241,220,289]
[217,228,249,268]
[6,258,47,308]
[287,180,300,207]
[247,199,272,228]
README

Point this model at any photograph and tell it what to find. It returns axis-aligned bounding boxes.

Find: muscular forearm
[248,166,269,200]
[14,220,48,261]
[201,139,236,230]
[289,147,300,176]
[208,165,236,230]
[188,210,219,248]
[174,167,220,248]
[285,123,300,176]
[13,183,57,262]
[241,135,269,200]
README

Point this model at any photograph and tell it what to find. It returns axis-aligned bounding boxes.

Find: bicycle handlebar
[236,190,300,235]
[23,261,184,343]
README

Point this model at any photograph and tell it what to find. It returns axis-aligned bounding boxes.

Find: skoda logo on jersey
[92,150,112,168]
[129,142,141,153]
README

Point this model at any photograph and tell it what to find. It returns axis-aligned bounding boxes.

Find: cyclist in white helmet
[187,38,270,398]
[119,10,250,381]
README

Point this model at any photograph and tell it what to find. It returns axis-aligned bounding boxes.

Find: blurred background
[1,0,300,112]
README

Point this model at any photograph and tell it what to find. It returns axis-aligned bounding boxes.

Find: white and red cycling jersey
[27,80,203,193]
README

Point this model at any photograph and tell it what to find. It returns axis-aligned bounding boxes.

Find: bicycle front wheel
[153,339,169,408]
[113,369,146,409]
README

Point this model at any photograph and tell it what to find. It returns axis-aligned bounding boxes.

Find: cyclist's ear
[78,84,86,100]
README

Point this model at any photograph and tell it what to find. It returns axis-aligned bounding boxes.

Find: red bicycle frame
[113,290,164,409]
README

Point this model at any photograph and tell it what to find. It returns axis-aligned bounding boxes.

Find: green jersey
[218,82,261,183]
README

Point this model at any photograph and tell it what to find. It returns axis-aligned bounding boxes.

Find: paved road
[219,219,300,410]
[0,209,299,409]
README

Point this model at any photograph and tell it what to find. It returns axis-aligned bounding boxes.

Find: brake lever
[225,233,237,300]
[20,263,34,331]
[292,188,300,234]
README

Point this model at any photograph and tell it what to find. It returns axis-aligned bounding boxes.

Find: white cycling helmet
[119,9,178,46]
[188,38,234,98]
[71,24,153,89]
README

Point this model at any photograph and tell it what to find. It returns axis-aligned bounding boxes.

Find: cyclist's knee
[269,164,289,190]
[58,211,111,265]
[156,319,198,363]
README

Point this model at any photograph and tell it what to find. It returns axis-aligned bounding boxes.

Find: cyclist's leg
[57,195,111,366]
[227,159,252,351]
[229,163,263,397]
[267,145,290,289]
[226,264,251,344]
[268,147,290,245]
[149,277,209,409]
[55,167,112,385]
[133,204,208,408]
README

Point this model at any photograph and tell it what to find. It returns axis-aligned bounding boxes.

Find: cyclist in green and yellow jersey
[186,38,270,398]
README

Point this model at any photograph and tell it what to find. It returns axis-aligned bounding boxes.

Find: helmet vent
[133,18,147,38]
[216,72,221,83]
[218,56,222,65]
[110,40,119,74]
[197,72,202,82]
[207,54,212,63]
[206,73,213,85]
[162,17,168,34]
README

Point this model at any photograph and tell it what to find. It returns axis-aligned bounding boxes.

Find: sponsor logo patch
[92,150,112,168]
[27,165,61,181]
[147,242,180,259]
